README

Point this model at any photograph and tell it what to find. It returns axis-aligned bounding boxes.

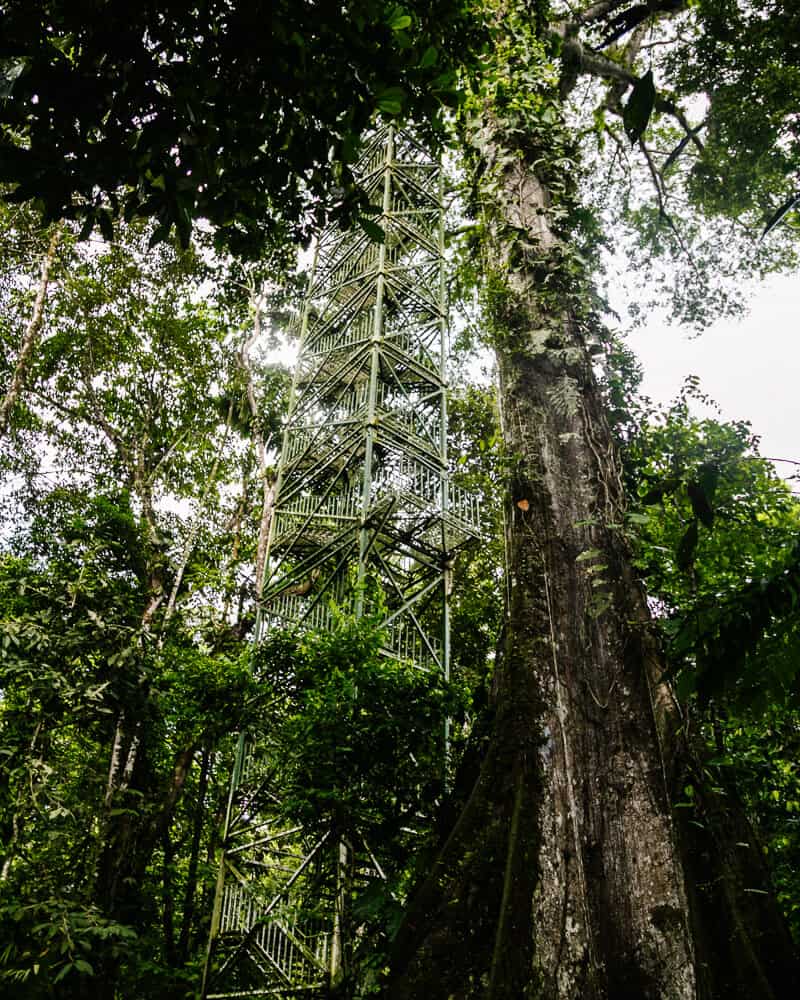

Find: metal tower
[202,127,479,998]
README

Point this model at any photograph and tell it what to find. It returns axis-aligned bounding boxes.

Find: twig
[638,138,698,270]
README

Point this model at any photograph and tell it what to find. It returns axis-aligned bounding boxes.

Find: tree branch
[638,137,698,269]
[562,36,705,153]
[557,0,688,34]
[0,223,64,437]
[572,0,632,26]
[597,0,688,48]
[663,119,707,172]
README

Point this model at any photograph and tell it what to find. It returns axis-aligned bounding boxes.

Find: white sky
[624,272,800,478]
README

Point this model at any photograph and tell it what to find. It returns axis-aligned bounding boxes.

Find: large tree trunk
[386,113,799,999]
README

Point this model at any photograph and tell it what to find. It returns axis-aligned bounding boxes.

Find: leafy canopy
[0,1,485,254]
[626,387,800,707]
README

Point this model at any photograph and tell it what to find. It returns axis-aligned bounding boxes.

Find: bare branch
[574,0,632,25]
[0,223,64,437]
[598,0,688,47]
[662,119,707,172]
[555,0,687,36]
[149,428,192,483]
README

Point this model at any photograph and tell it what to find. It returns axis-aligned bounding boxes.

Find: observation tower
[202,127,479,998]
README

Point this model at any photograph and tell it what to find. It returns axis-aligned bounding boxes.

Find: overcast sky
[623,271,799,482]
[281,248,798,483]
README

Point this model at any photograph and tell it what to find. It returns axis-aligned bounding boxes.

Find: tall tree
[386,3,800,997]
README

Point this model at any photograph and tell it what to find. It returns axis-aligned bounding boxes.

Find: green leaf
[54,964,73,983]
[389,12,412,31]
[641,477,680,505]
[675,666,697,702]
[623,69,656,144]
[358,216,385,244]
[148,223,170,249]
[0,58,26,100]
[97,210,115,243]
[375,87,406,116]
[419,46,438,69]
[676,519,699,571]
[341,132,360,164]
[78,213,96,241]
[687,481,714,529]
[698,461,719,504]
[175,204,192,249]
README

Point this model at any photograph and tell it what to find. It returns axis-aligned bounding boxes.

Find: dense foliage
[0,219,285,995]
[0,1,485,253]
[621,389,800,944]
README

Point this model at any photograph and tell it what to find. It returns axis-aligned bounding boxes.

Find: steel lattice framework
[202,127,479,998]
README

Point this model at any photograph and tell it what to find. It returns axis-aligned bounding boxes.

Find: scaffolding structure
[202,127,479,998]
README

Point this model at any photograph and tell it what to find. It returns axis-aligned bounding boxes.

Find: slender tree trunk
[241,295,275,599]
[178,746,212,964]
[0,222,63,436]
[386,103,799,1000]
[163,826,178,967]
[161,399,235,632]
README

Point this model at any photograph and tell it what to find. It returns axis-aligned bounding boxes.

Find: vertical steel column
[437,166,452,766]
[356,127,394,608]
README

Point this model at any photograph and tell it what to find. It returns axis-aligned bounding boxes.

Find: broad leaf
[761,191,800,240]
[375,86,407,116]
[687,481,714,529]
[0,58,26,99]
[641,477,680,505]
[358,216,386,244]
[623,69,656,144]
[676,519,699,571]
[419,45,438,68]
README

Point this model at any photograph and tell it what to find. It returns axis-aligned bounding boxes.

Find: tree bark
[386,99,799,1000]
[389,162,694,998]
